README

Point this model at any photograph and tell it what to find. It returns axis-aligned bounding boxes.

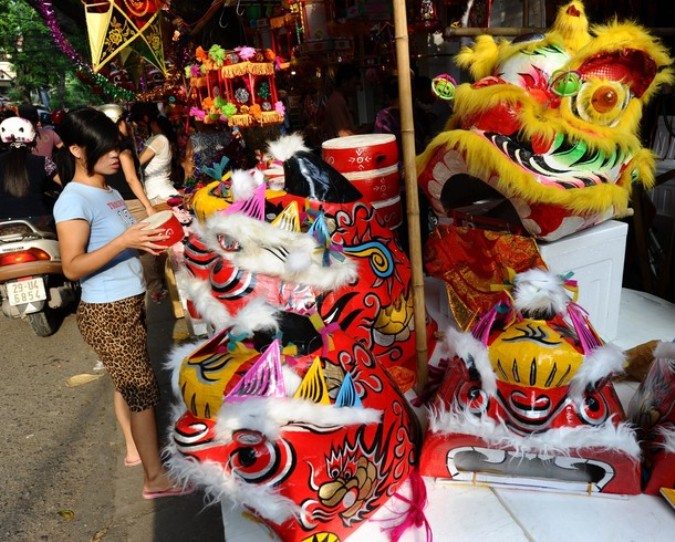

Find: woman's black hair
[1,145,31,198]
[153,114,177,145]
[55,107,119,184]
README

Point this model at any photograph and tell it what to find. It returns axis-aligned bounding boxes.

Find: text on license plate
[7,278,47,306]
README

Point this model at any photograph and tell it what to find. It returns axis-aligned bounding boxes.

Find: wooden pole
[392,0,428,392]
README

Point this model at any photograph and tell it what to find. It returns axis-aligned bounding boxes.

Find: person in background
[53,107,191,500]
[1,105,16,122]
[372,73,434,254]
[412,74,440,146]
[96,104,166,303]
[18,103,63,185]
[139,114,179,206]
[0,116,52,219]
[137,113,179,302]
[97,104,156,218]
[322,63,361,140]
[373,74,434,156]
[373,76,404,155]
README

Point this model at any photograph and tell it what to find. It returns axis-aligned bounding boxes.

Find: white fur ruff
[182,273,234,329]
[230,168,263,202]
[164,340,203,400]
[202,213,357,291]
[513,268,570,317]
[568,343,625,399]
[215,397,382,442]
[181,273,281,333]
[654,340,675,360]
[228,297,281,336]
[657,425,675,453]
[163,448,301,523]
[427,407,641,458]
[267,133,309,162]
[443,326,497,398]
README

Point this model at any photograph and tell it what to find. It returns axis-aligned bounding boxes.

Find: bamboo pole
[392,0,428,392]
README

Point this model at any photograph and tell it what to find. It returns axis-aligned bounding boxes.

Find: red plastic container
[343,165,400,202]
[140,210,184,249]
[322,134,398,173]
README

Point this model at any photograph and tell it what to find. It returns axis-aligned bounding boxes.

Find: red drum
[322,134,398,173]
[140,210,185,249]
[343,165,400,202]
[372,196,403,229]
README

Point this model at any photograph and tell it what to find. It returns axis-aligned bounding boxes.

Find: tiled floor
[223,288,675,541]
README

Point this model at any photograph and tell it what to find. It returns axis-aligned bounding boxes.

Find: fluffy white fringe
[654,340,675,360]
[443,326,498,398]
[180,271,232,329]
[181,273,280,334]
[568,343,625,399]
[513,268,570,317]
[228,297,281,336]
[214,397,382,442]
[163,446,301,524]
[266,132,309,162]
[202,213,357,291]
[282,366,302,397]
[427,407,641,458]
[657,425,675,453]
[164,340,203,401]
[230,168,263,202]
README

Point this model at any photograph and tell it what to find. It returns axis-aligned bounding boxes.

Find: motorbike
[0,217,78,336]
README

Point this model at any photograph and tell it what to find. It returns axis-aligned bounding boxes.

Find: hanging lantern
[297,0,329,41]
[409,0,440,31]
[421,0,437,22]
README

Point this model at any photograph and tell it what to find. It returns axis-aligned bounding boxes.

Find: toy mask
[420,269,642,494]
[165,311,420,541]
[417,1,673,241]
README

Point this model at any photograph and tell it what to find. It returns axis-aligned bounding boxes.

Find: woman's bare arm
[119,149,156,215]
[56,219,167,281]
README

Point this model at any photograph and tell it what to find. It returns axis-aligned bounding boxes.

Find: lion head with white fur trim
[418,1,673,241]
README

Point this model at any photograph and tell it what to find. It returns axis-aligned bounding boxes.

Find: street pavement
[0,295,223,542]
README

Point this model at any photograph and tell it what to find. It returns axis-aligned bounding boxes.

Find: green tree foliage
[0,0,99,108]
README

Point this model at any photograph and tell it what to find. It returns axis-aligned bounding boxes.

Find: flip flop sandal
[142,485,194,500]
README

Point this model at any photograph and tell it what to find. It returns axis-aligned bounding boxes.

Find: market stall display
[28,0,670,538]
[177,134,440,389]
[186,45,285,128]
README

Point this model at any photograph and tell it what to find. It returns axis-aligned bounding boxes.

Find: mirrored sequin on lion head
[420,268,642,494]
[180,134,438,391]
[417,1,674,241]
[164,311,420,541]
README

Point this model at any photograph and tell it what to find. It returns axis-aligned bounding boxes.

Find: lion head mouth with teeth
[417,1,673,241]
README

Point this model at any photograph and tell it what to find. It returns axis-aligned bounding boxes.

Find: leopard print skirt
[76,294,160,412]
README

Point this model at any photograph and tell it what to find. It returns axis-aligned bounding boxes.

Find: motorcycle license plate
[7,278,47,306]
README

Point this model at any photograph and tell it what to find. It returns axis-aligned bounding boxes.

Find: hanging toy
[431,73,457,101]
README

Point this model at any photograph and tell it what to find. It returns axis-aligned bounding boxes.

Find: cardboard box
[537,220,628,341]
